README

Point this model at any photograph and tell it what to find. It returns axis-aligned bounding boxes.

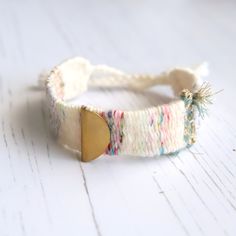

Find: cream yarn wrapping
[43,57,209,156]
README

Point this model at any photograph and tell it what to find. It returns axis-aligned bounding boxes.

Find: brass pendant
[80,107,110,162]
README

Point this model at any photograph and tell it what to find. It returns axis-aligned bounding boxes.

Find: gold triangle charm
[80,107,110,162]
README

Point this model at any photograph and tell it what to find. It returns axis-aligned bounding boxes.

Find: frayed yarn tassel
[180,82,219,146]
[180,82,220,119]
[192,82,214,118]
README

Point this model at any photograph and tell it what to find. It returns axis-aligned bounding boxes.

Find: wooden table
[0,0,235,235]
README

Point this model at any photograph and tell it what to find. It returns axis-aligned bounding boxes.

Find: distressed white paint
[0,0,236,236]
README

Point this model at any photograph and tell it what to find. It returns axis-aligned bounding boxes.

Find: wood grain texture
[0,0,236,235]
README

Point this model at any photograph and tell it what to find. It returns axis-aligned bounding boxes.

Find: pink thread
[102,110,124,155]
[160,105,171,148]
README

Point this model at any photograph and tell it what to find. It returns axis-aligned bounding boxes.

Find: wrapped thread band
[43,57,212,161]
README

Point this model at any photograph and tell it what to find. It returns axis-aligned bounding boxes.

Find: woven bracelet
[42,57,213,162]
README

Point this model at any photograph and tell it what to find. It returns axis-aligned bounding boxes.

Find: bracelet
[44,57,213,162]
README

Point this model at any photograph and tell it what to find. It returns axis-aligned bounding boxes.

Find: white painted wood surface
[0,0,236,235]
